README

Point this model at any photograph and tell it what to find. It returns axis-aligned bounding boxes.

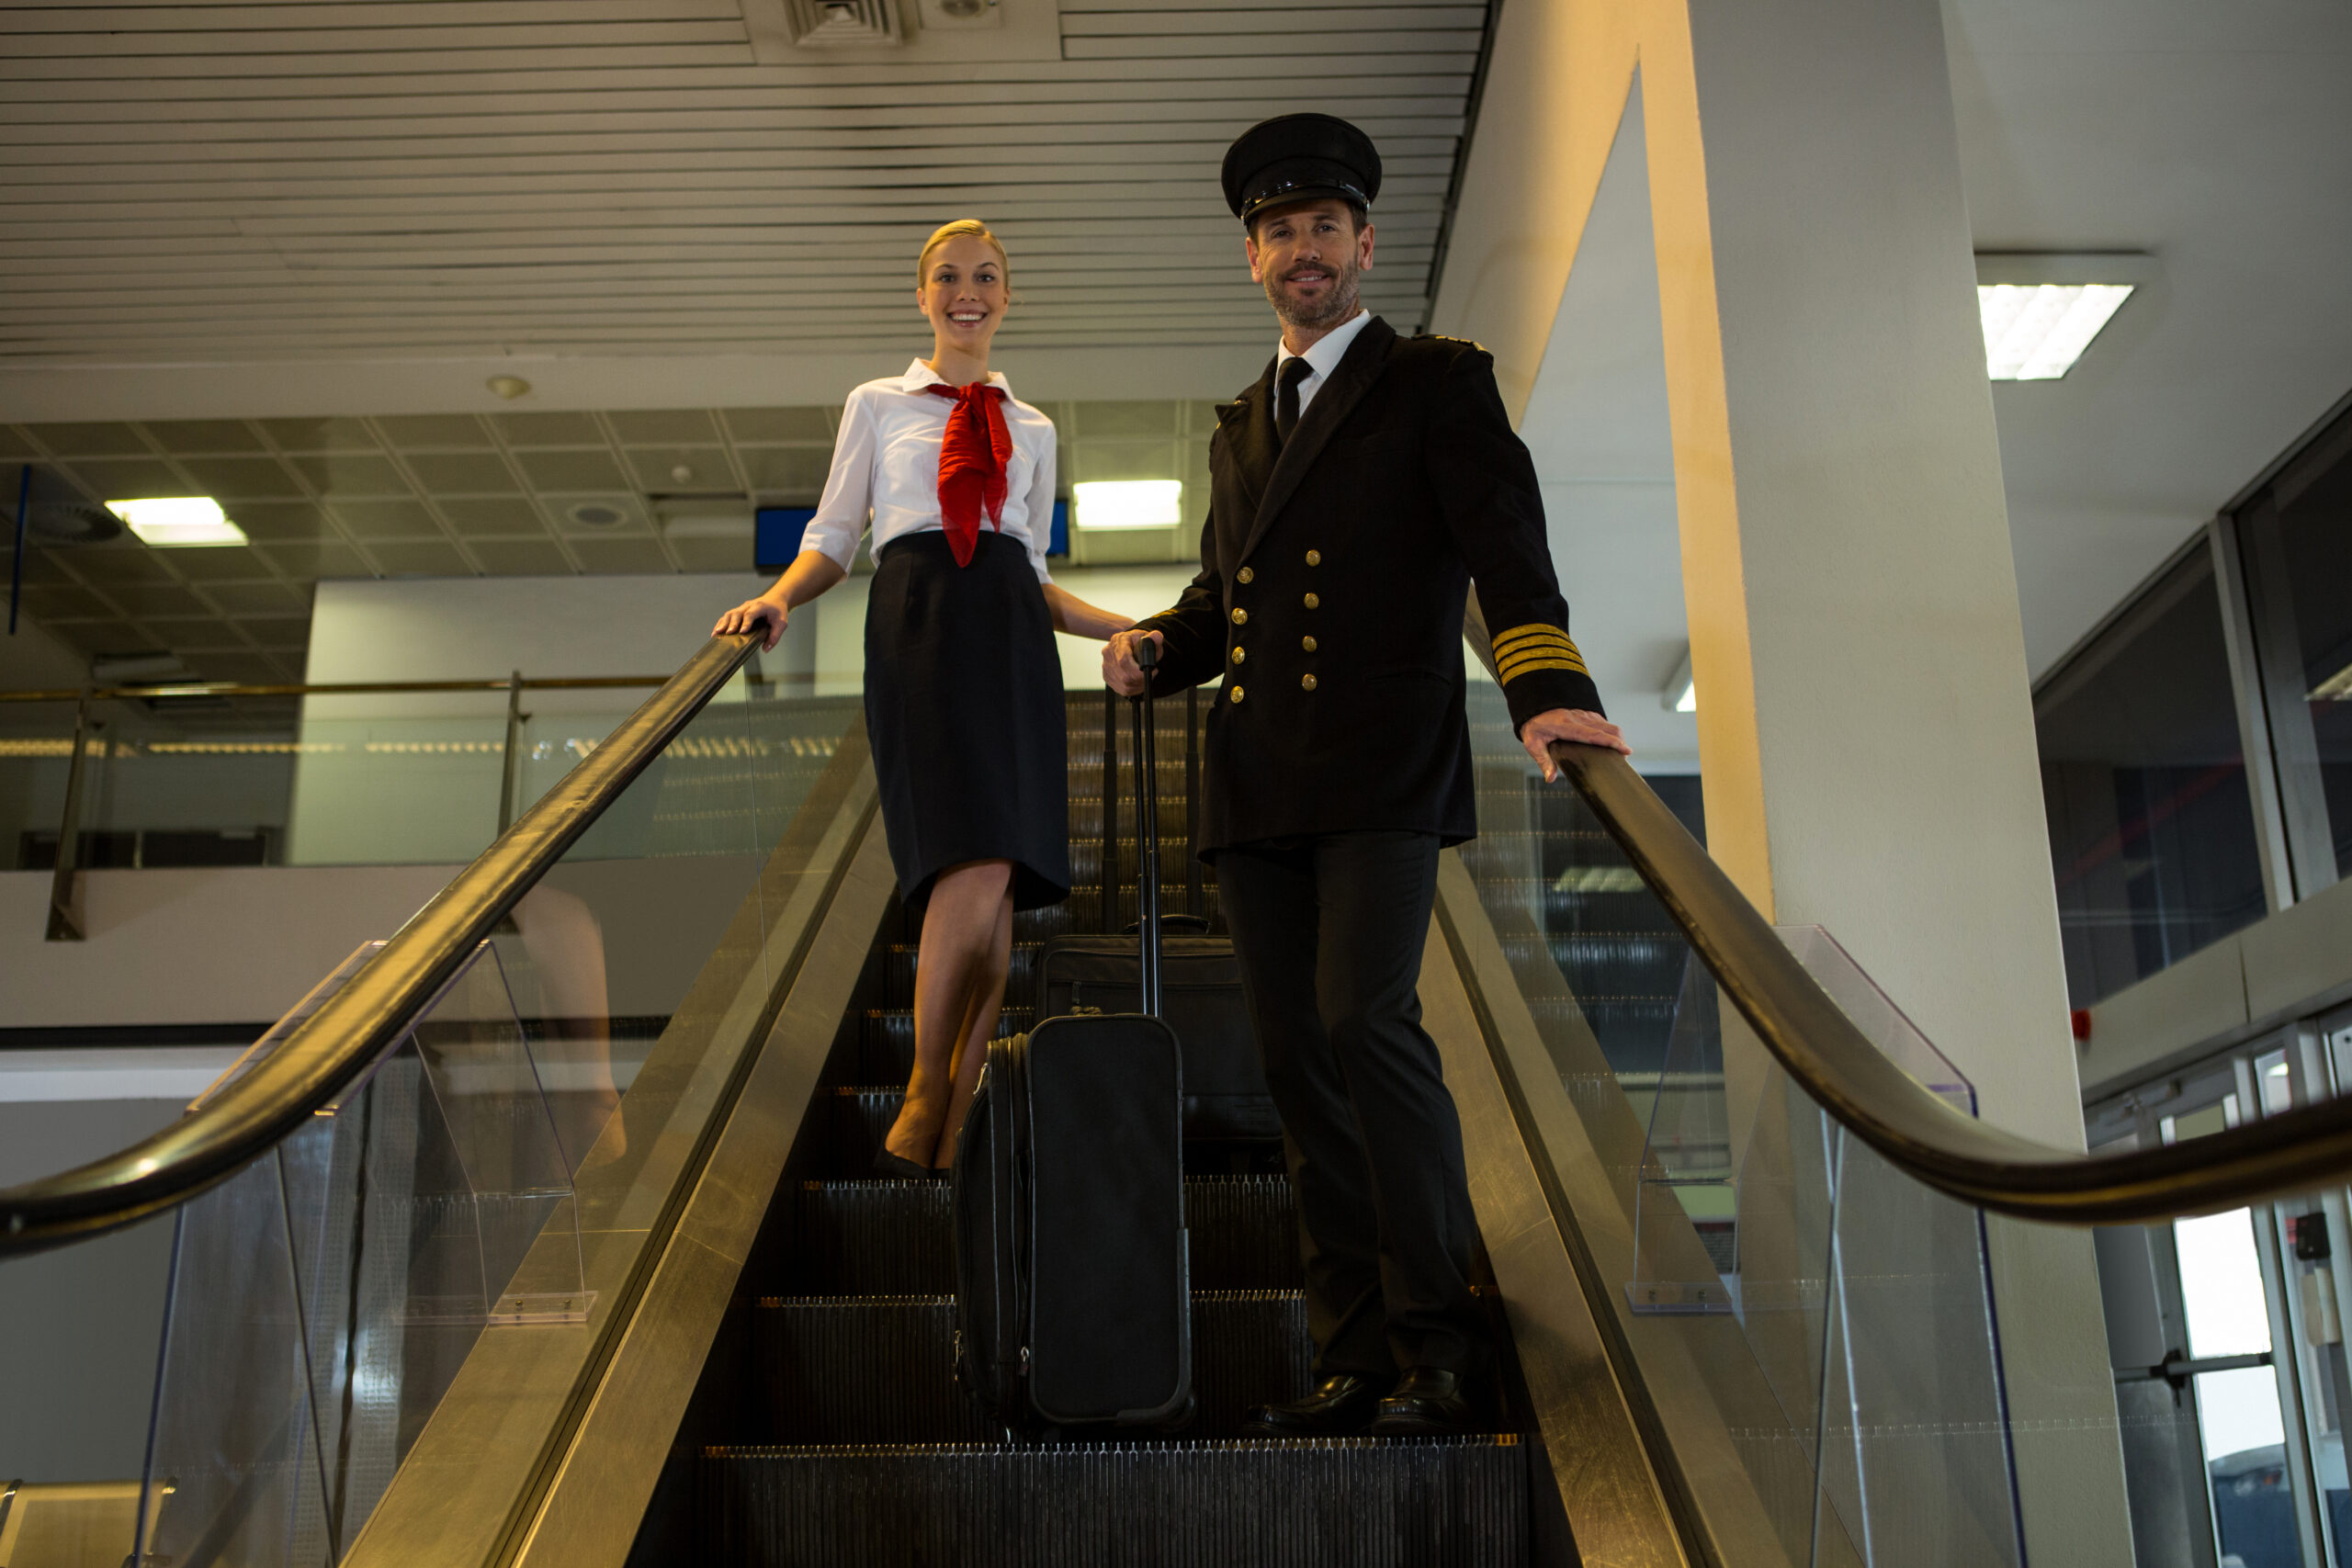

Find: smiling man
[1103,114,1628,1438]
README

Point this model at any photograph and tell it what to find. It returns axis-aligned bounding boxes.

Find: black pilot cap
[1221,114,1383,225]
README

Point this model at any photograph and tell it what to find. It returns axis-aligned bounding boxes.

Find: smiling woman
[707,218,1133,1179]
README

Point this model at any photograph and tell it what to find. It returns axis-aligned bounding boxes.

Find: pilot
[1104,113,1629,1438]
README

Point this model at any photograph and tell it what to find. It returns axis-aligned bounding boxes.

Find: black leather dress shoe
[1369,1367,1474,1436]
[1242,1374,1385,1438]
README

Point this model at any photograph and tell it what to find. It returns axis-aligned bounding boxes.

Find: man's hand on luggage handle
[1521,707,1631,781]
[1102,629,1166,697]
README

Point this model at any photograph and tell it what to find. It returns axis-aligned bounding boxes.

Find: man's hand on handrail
[1521,707,1629,781]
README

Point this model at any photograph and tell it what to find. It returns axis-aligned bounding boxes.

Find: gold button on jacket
[1231,607,1248,625]
[1228,685,1246,704]
[1237,566,1255,584]
[1305,549,1321,566]
[1230,647,1246,664]
[1301,672,1318,692]
[1303,592,1320,610]
[1301,635,1317,652]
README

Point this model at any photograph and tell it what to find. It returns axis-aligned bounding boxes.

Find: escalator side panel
[1428,849,1812,1568]
[342,739,887,1568]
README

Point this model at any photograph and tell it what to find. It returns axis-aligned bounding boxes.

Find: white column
[1435,0,2132,1560]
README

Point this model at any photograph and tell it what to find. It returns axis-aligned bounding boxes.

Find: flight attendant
[716,219,1132,1176]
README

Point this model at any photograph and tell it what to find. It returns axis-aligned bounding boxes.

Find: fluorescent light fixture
[1073,480,1181,531]
[1662,646,1696,713]
[1978,284,2133,379]
[107,496,248,547]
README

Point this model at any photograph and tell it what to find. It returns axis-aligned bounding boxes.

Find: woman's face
[918,235,1010,355]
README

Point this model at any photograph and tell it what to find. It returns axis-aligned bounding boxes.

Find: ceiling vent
[782,0,905,47]
[12,468,124,546]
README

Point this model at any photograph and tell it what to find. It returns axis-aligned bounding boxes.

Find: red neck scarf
[925,380,1013,567]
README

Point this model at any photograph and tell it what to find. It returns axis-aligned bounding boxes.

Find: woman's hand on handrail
[1522,707,1629,780]
[714,549,849,650]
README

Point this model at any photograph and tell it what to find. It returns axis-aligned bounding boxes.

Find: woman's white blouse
[802,360,1057,584]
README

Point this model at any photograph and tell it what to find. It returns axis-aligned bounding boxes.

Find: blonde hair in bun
[917,218,1010,288]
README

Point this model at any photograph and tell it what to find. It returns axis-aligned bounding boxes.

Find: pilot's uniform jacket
[1137,313,1604,858]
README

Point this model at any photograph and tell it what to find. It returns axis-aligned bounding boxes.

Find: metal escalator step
[831,1087,904,1171]
[697,1436,1530,1567]
[1066,795,1192,840]
[791,1176,1302,1295]
[748,1292,1314,1443]
[860,1009,1035,1083]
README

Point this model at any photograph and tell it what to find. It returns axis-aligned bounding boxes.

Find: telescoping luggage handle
[1130,638,1163,1017]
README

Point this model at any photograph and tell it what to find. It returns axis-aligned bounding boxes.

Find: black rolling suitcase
[952,647,1193,1434]
[1034,686,1281,1141]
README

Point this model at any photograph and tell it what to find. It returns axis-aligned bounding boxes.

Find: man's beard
[1264,256,1362,332]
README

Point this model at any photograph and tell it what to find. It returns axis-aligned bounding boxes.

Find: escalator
[9,623,2352,1568]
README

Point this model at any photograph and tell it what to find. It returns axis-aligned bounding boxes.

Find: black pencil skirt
[865,530,1072,913]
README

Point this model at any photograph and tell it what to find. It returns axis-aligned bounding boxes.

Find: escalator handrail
[1463,599,2352,1223]
[0,633,761,1256]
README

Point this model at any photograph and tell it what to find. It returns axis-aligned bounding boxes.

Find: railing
[0,670,723,938]
[1461,594,2352,1224]
[0,637,756,1253]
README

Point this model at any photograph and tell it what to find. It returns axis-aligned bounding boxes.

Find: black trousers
[1215,830,1486,1380]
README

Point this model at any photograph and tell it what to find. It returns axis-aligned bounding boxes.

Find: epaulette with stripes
[1490,623,1588,683]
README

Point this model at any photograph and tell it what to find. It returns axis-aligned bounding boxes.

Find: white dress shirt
[1272,308,1374,422]
[802,359,1057,584]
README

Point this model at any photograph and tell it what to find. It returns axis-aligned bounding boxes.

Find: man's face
[1245,199,1374,333]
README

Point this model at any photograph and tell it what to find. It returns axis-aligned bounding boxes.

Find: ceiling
[2,398,1216,682]
[0,0,1469,366]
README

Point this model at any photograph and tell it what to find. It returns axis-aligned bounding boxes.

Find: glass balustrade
[0,652,869,1567]
[1462,677,2027,1568]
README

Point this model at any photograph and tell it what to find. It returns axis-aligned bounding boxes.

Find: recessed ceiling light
[1978,284,2134,380]
[107,496,248,547]
[1073,480,1181,530]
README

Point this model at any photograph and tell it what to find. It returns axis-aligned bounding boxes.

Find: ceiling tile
[375,414,492,449]
[105,583,209,618]
[1071,401,1183,438]
[738,447,834,493]
[17,548,74,585]
[439,498,548,537]
[571,537,673,575]
[328,500,441,539]
[368,541,471,577]
[164,546,277,582]
[0,428,35,460]
[48,619,145,655]
[627,447,732,491]
[257,542,370,581]
[549,498,648,535]
[144,616,247,648]
[183,650,282,684]
[287,453,410,496]
[227,502,335,541]
[515,449,628,491]
[467,538,573,576]
[27,423,151,458]
[610,410,720,444]
[238,615,313,649]
[63,548,177,585]
[493,412,605,446]
[19,584,109,620]
[407,452,521,494]
[723,408,834,443]
[202,581,309,615]
[141,420,266,455]
[259,418,379,453]
[62,457,185,501]
[180,457,305,501]
[670,536,756,574]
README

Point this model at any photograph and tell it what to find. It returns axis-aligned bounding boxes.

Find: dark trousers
[1215,830,1486,1380]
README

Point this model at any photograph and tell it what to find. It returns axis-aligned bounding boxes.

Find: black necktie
[1274,356,1314,446]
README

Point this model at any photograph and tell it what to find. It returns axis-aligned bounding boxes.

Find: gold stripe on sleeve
[1497,654,1590,684]
[1491,622,1577,656]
